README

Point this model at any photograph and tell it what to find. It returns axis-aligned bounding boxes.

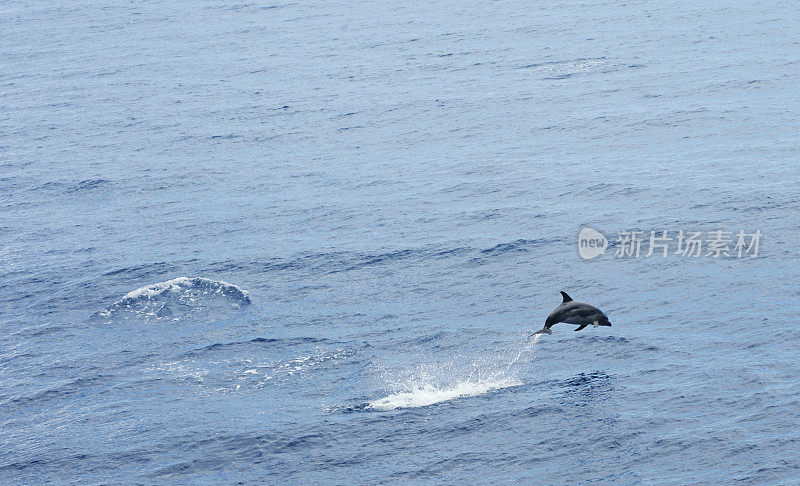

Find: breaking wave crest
[93,277,250,320]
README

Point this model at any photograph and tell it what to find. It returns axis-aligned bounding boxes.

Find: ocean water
[2,0,799,484]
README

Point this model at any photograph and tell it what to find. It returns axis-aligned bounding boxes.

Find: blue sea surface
[2,1,799,484]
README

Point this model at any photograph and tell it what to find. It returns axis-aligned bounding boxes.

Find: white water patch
[366,333,543,411]
[146,347,355,392]
[236,348,355,385]
[367,376,521,411]
[93,277,250,320]
[519,57,615,79]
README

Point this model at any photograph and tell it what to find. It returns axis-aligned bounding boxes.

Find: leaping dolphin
[533,291,611,335]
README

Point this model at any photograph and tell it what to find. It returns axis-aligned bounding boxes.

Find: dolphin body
[534,291,611,335]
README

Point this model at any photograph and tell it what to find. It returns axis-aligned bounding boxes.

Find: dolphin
[533,291,611,335]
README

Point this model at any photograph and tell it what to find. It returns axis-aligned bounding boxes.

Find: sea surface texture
[2,1,799,484]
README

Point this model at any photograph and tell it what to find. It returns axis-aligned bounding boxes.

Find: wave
[185,336,327,355]
[26,178,112,195]
[479,237,566,256]
[93,277,250,320]
[1,374,116,411]
[204,245,472,277]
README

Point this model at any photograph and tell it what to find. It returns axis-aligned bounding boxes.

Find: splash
[93,277,250,320]
[365,333,542,411]
[506,333,542,370]
[366,376,521,411]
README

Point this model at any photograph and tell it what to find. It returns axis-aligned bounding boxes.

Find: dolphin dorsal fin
[560,291,573,303]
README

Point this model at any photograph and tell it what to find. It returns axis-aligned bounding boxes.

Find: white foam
[365,333,541,411]
[119,277,248,302]
[366,375,522,411]
[95,276,250,318]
